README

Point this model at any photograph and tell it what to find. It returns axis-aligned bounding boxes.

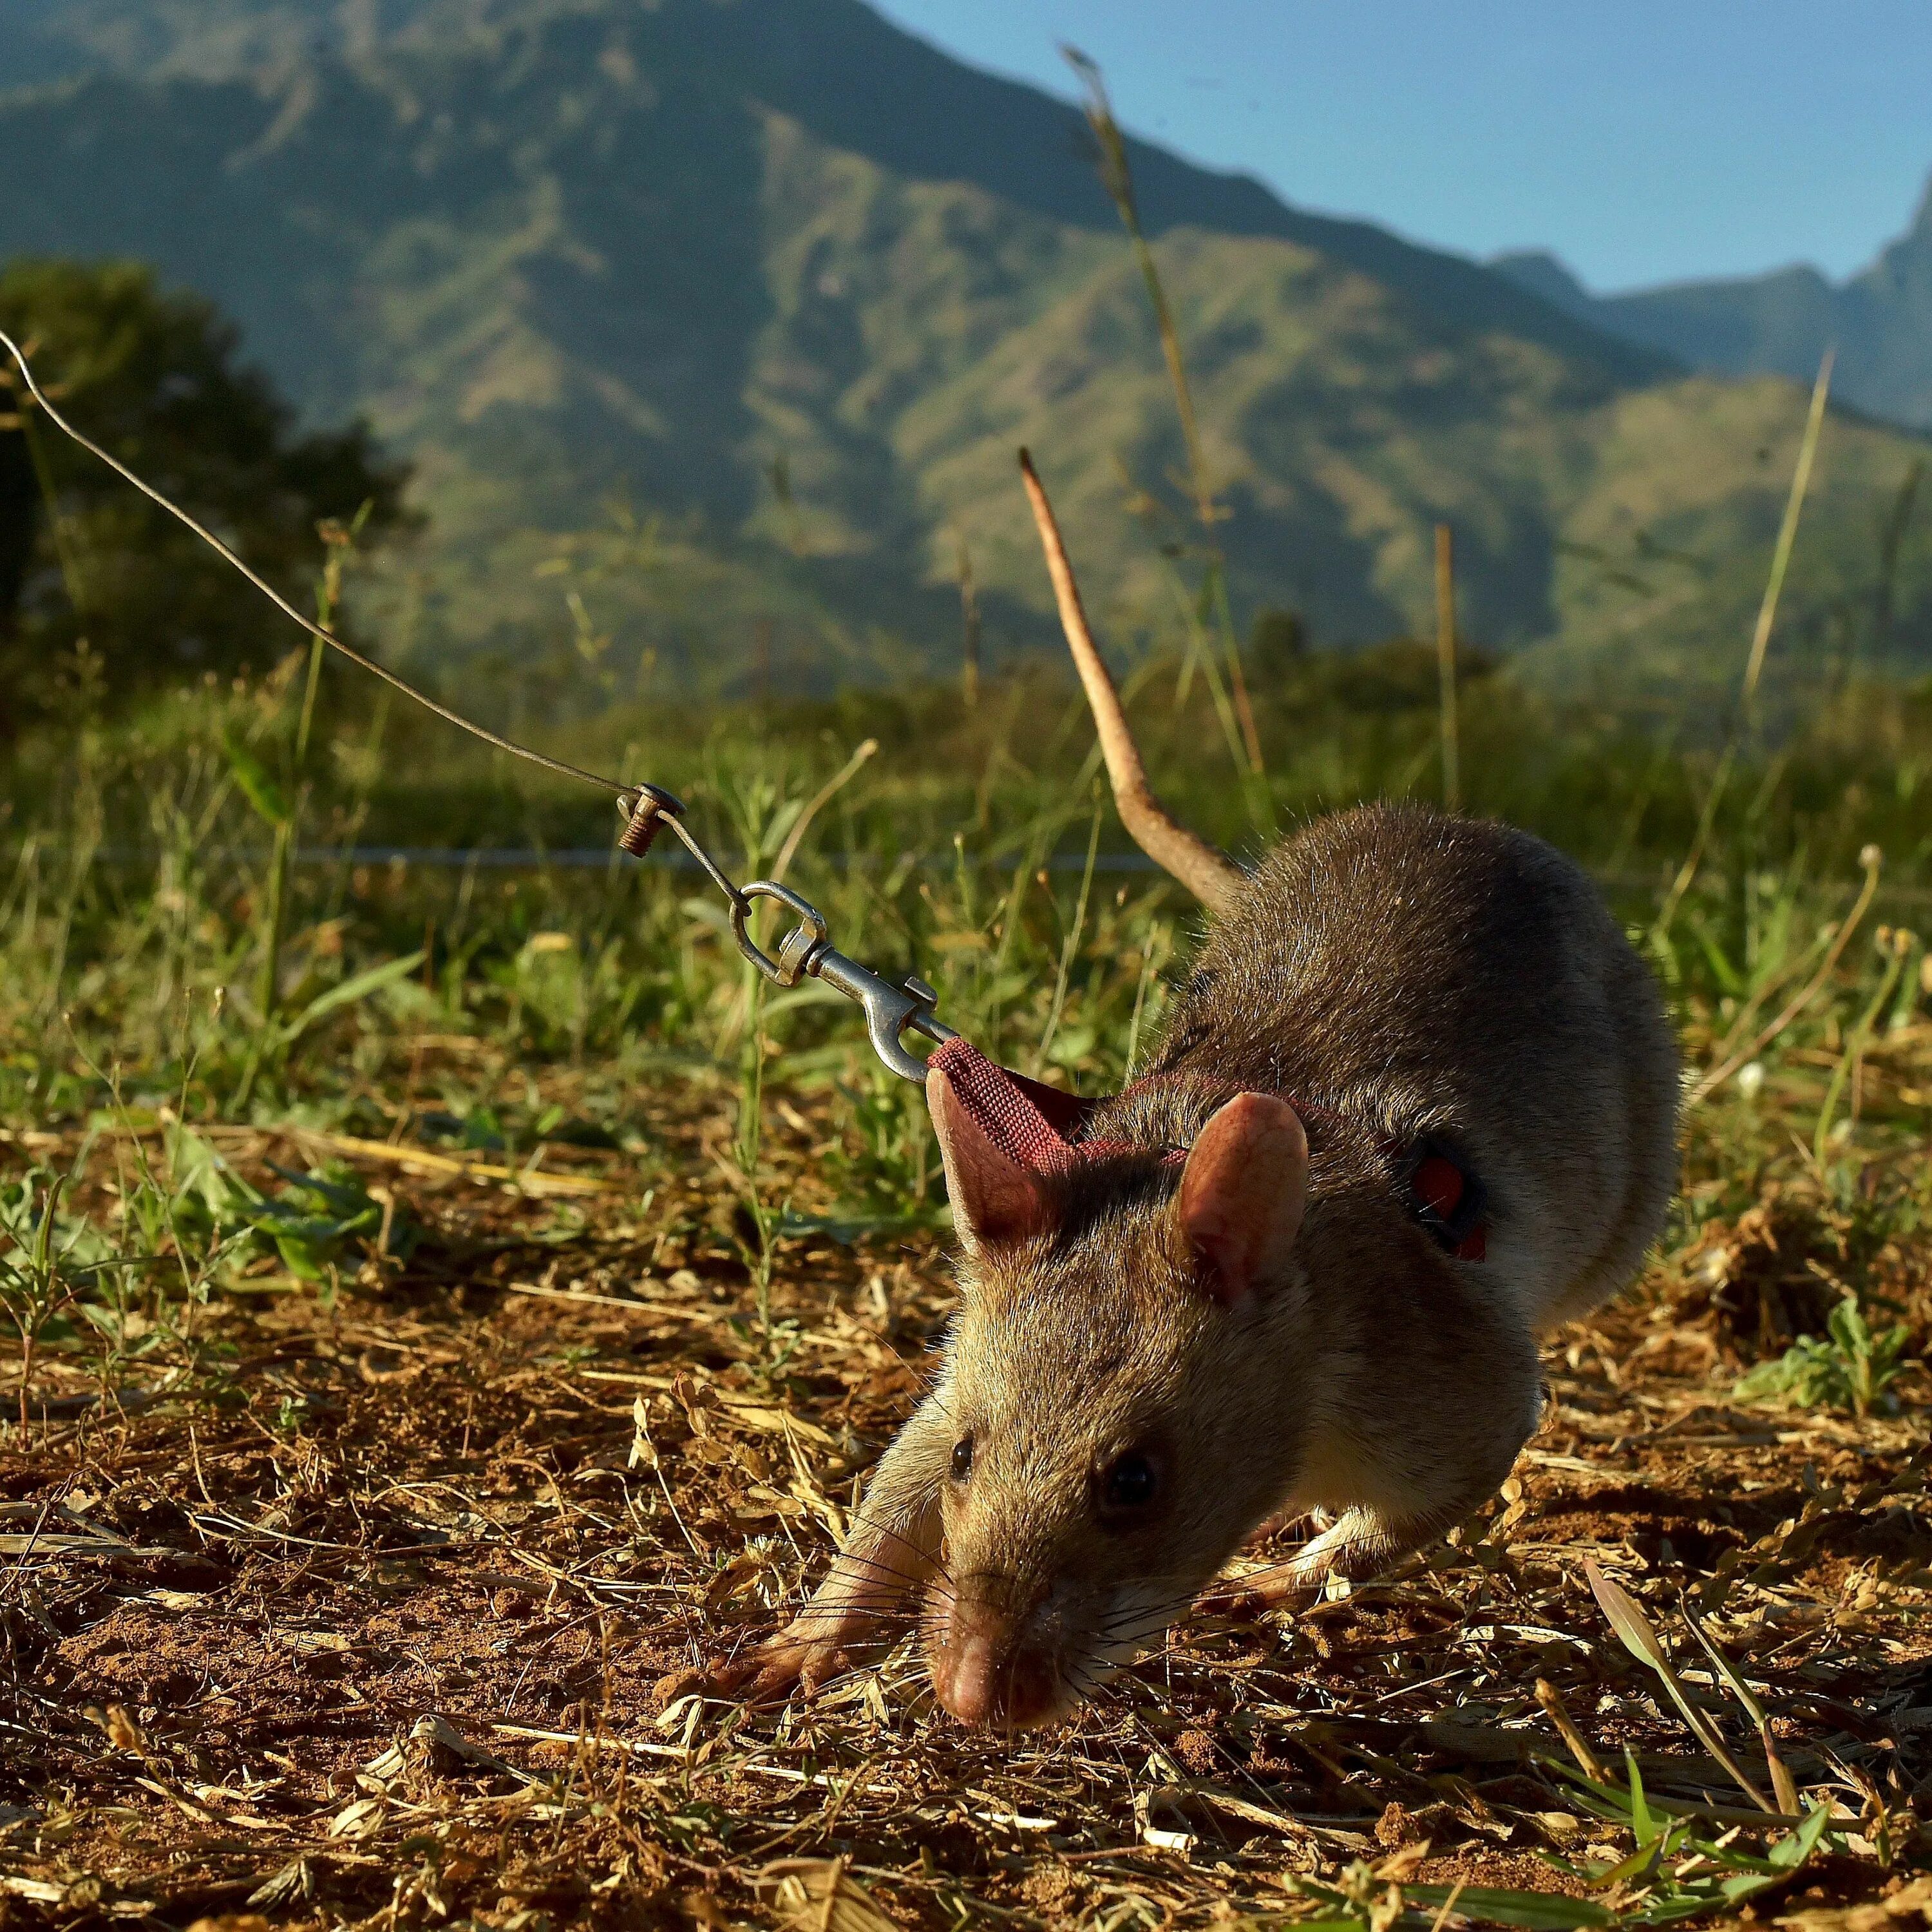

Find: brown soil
[2,1103,1928,1931]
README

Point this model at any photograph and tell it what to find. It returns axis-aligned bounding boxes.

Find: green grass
[5,630,1932,1403]
[5,637,1930,1932]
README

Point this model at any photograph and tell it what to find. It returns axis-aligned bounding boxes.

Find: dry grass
[3,1029,1928,1932]
[5,57,1931,1924]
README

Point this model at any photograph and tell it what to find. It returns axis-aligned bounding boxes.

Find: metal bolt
[616,784,686,858]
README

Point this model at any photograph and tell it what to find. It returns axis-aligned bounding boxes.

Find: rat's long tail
[1019,450,1245,914]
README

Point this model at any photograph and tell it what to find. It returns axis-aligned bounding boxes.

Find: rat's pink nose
[937,1625,1001,1727]
[928,1586,1061,1730]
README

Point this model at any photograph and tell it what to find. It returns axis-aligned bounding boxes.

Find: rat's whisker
[834,1511,949,1572]
[806,1549,928,1591]
[768,1607,924,1635]
[1097,1588,1192,1631]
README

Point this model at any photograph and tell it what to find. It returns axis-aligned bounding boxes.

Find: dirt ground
[2,1083,1929,1932]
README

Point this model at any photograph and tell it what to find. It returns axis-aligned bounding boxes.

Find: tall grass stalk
[1689,843,1882,1106]
[256,516,357,1034]
[15,400,88,618]
[1741,350,1836,717]
[1035,797,1103,1075]
[956,535,981,711]
[1863,456,1924,679]
[1813,925,1910,1162]
[1435,522,1461,810]
[735,952,778,1340]
[1657,350,1835,937]
[1123,918,1170,1084]
[1064,48,1208,534]
[1162,562,1260,802]
[1066,46,1265,791]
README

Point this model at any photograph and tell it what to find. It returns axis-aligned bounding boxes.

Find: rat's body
[714,460,1679,1730]
[1139,804,1676,1341]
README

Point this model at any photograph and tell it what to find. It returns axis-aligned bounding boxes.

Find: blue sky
[870,1,1932,294]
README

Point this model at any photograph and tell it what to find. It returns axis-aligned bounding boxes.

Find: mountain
[1493,177,1932,433]
[3,0,1929,698]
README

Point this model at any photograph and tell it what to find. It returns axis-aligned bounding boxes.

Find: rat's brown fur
[710,468,1679,1731]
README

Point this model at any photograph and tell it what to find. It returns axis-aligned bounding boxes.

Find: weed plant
[4,671,1928,1923]
[2,74,1929,1920]
[4,641,1931,1412]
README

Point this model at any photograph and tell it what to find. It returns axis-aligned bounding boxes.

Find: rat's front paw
[1196,1568,1320,1621]
[702,1617,868,1707]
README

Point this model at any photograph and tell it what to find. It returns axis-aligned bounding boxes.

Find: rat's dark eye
[950,1435,974,1482]
[1100,1450,1159,1516]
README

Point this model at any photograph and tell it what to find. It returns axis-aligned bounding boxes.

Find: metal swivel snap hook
[721,882,955,1080]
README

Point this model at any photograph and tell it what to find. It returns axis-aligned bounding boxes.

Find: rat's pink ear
[1175,1093,1308,1305]
[927,1064,1056,1251]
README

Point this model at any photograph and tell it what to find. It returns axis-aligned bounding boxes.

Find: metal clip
[732,882,954,1078]
[807,951,957,1083]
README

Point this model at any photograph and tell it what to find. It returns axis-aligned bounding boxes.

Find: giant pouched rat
[710,453,1680,1730]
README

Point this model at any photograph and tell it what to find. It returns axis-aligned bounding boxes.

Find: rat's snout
[927,1571,1064,1730]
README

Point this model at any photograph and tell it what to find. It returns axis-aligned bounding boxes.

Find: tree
[0,258,408,725]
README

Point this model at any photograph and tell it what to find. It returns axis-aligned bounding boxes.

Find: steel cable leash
[0,329,956,1082]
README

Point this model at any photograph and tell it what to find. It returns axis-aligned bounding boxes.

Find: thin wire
[0,328,632,800]
[0,328,971,1073]
[665,813,748,911]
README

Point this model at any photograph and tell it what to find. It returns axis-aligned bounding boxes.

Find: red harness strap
[926,1038,1487,1261]
[926,1038,1101,1171]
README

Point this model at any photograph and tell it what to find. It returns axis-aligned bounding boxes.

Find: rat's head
[920,1065,1312,1730]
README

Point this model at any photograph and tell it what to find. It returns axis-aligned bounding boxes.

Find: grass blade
[1654,346,1835,934]
[1682,1600,1801,1817]
[1740,348,1835,713]
[1585,1561,1777,1814]
[1405,1884,1612,1929]
[279,949,427,1046]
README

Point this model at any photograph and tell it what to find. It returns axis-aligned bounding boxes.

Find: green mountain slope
[3,0,1929,697]
[0,0,1678,384]
[1494,178,1932,433]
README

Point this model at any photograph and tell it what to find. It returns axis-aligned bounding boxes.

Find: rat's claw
[1196,1571,1320,1621]
[1194,1579,1266,1620]
[702,1622,858,1707]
